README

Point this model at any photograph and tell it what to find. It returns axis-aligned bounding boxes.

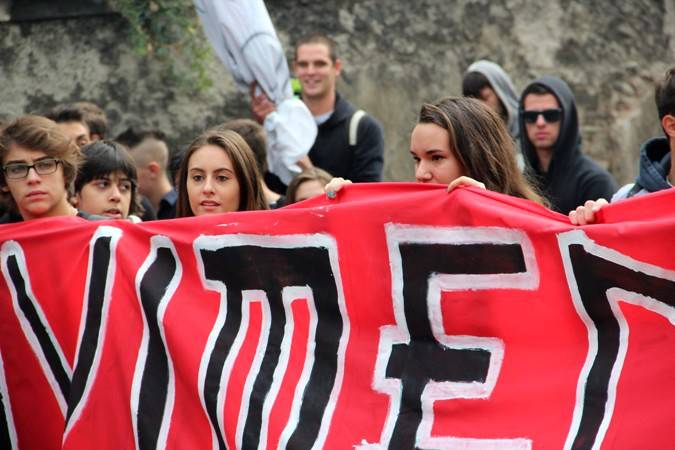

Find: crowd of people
[1,32,673,226]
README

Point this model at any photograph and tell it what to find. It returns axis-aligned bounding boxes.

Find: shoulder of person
[356,110,382,129]
[573,156,615,184]
[350,110,383,144]
[611,183,643,202]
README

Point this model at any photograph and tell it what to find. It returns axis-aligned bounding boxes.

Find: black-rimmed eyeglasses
[2,158,62,180]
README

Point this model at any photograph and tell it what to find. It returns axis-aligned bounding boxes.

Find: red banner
[1,183,674,450]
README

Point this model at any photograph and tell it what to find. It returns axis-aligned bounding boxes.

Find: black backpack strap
[626,182,643,198]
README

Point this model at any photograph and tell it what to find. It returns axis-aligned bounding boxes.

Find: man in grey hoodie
[463,60,521,143]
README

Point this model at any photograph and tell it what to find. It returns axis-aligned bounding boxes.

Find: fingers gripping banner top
[1,183,674,450]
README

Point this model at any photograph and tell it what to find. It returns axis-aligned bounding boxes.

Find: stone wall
[1,0,673,184]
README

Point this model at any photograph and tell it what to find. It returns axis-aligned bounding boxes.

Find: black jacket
[308,93,384,181]
[0,209,22,224]
[519,76,617,213]
[0,209,105,224]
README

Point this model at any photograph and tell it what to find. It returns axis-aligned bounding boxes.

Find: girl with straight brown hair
[327,97,545,205]
[413,96,543,202]
[176,129,268,217]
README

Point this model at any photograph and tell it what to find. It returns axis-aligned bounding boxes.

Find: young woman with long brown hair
[327,96,545,205]
[176,129,268,217]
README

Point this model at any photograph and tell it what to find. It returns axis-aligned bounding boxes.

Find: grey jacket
[612,136,672,201]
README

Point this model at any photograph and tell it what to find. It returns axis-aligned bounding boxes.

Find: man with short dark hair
[613,67,675,200]
[118,127,176,220]
[570,67,675,225]
[45,105,91,148]
[519,76,617,213]
[291,33,384,182]
[72,101,108,141]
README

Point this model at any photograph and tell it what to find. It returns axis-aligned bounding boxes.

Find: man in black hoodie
[519,76,617,213]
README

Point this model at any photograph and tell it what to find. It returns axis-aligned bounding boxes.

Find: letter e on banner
[365,225,538,450]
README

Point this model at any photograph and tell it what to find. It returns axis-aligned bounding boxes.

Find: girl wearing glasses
[176,129,268,217]
[72,140,143,221]
[0,115,82,222]
[327,97,545,204]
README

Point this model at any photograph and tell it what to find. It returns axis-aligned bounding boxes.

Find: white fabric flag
[194,0,317,184]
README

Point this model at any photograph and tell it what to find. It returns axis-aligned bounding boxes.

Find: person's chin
[102,211,124,219]
[534,139,553,148]
[21,199,51,214]
[301,86,325,99]
[199,207,223,215]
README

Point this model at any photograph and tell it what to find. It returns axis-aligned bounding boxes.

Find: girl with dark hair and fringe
[73,140,143,221]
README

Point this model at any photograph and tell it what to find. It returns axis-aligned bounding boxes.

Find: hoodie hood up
[635,136,672,192]
[466,60,520,140]
[519,75,581,182]
[518,76,617,212]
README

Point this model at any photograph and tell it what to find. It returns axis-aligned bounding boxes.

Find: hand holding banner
[1,183,674,449]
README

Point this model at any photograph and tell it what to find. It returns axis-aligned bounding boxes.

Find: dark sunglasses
[522,108,562,124]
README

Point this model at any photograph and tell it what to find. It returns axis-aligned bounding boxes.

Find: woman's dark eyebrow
[410,149,444,155]
[188,167,234,175]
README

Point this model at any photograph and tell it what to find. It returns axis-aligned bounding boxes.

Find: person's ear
[662,114,675,138]
[71,192,80,207]
[147,161,161,177]
[333,58,343,76]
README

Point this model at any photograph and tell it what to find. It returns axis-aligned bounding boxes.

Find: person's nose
[109,185,122,202]
[25,166,41,184]
[535,113,547,127]
[202,176,215,194]
[415,161,432,182]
